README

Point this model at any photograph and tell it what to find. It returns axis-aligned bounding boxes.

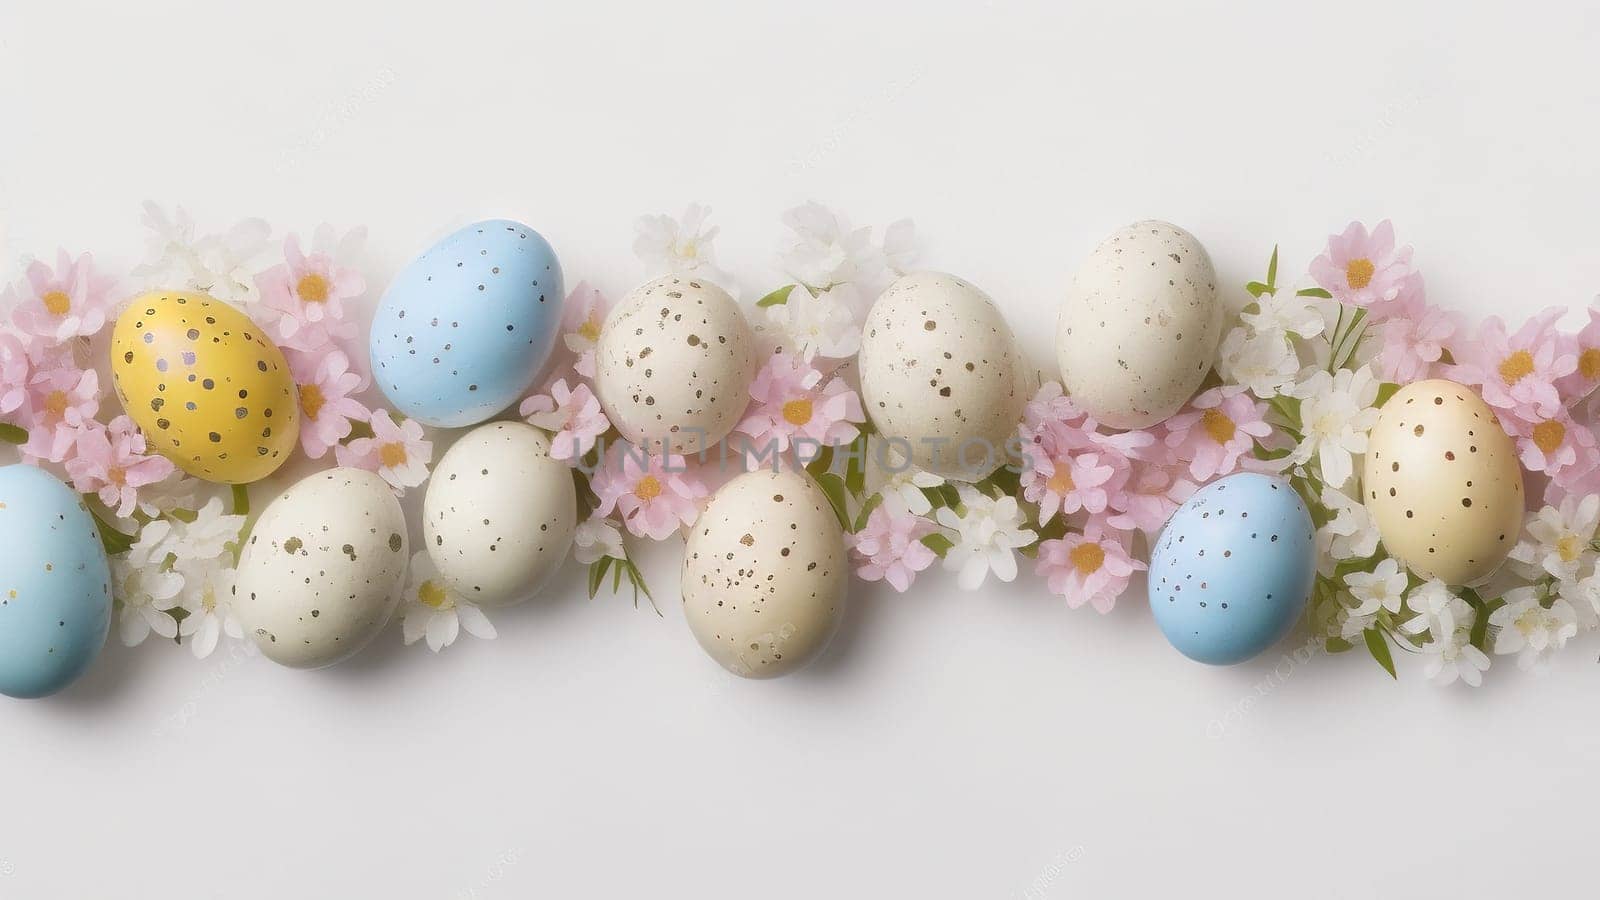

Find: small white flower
[1559,570,1600,630]
[1419,596,1489,687]
[1508,494,1600,584]
[1217,326,1299,399]
[758,284,862,361]
[866,438,945,517]
[880,219,918,276]
[135,471,205,520]
[935,487,1036,591]
[112,520,185,647]
[1289,365,1382,489]
[1490,588,1578,672]
[633,203,730,286]
[401,552,497,652]
[776,202,883,291]
[166,497,247,659]
[1241,285,1325,340]
[133,201,272,304]
[1344,557,1407,617]
[573,515,626,566]
[1400,578,1459,638]
[1316,486,1380,573]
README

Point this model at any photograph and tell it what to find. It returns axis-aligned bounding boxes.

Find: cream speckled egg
[1362,379,1524,586]
[233,468,409,669]
[423,421,575,606]
[681,469,847,678]
[594,275,756,455]
[1057,221,1222,428]
[858,272,1025,480]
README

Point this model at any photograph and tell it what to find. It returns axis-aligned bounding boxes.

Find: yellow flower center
[1580,348,1600,381]
[1558,534,1583,564]
[108,466,127,487]
[379,442,408,469]
[1532,419,1566,454]
[1498,350,1535,385]
[1069,542,1105,576]
[782,399,814,426]
[1345,258,1375,290]
[300,383,326,420]
[577,314,602,343]
[634,474,663,501]
[1202,407,1237,444]
[418,579,454,610]
[681,243,699,260]
[42,290,72,317]
[44,389,69,420]
[296,273,330,303]
[201,584,218,613]
[1047,461,1075,495]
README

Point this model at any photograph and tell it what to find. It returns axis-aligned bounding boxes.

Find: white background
[2,2,1599,898]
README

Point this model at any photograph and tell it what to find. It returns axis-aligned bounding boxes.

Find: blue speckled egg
[1148,472,1315,665]
[0,465,112,698]
[370,219,564,427]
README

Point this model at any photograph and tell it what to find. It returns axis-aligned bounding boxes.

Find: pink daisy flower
[6,250,117,342]
[1557,306,1600,403]
[1020,444,1117,524]
[590,442,707,540]
[64,417,176,519]
[734,352,864,457]
[847,503,938,592]
[1448,308,1575,421]
[0,329,31,417]
[290,348,371,459]
[255,229,366,344]
[1500,407,1599,485]
[1163,386,1272,482]
[1106,455,1196,535]
[521,378,610,463]
[334,408,431,494]
[1375,303,1461,384]
[1035,520,1145,613]
[1022,380,1087,438]
[560,282,610,379]
[1308,220,1416,320]
[20,364,100,462]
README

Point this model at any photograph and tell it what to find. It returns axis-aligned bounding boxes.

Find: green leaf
[1295,287,1333,299]
[231,483,250,516]
[1374,382,1401,408]
[612,557,623,592]
[342,420,375,443]
[936,483,961,509]
[979,464,1021,498]
[1362,627,1398,679]
[1325,636,1354,654]
[852,492,883,534]
[1266,245,1279,292]
[587,557,612,600]
[0,422,26,444]
[91,509,136,556]
[812,471,852,531]
[844,432,867,497]
[755,284,798,308]
[1267,394,1302,427]
[920,532,954,557]
[804,444,835,478]
[1245,281,1270,299]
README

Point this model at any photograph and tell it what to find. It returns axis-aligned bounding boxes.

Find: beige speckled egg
[423,421,575,606]
[233,468,410,669]
[1056,221,1222,428]
[857,272,1025,481]
[594,275,756,455]
[1362,379,1524,586]
[680,469,847,678]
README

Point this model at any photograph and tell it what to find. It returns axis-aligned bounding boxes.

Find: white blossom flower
[866,438,945,517]
[167,497,247,659]
[112,520,185,647]
[1490,588,1578,672]
[132,201,272,304]
[1316,486,1380,573]
[935,487,1036,590]
[573,515,626,566]
[1241,285,1325,340]
[1400,578,1459,638]
[776,202,883,290]
[1217,326,1299,399]
[1508,494,1600,584]
[1559,570,1600,630]
[758,283,862,361]
[1344,556,1407,617]
[1419,596,1489,687]
[1289,365,1382,489]
[400,552,497,652]
[881,219,919,276]
[633,203,731,286]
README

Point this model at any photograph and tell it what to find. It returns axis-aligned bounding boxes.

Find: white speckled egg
[233,468,409,668]
[1362,379,1524,586]
[1057,221,1222,428]
[594,275,756,455]
[857,272,1026,480]
[680,469,847,678]
[423,421,575,606]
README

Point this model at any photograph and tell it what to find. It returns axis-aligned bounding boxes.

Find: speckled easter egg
[680,469,847,678]
[233,468,409,669]
[594,275,756,455]
[1362,379,1524,585]
[1148,472,1315,665]
[0,465,111,699]
[1057,221,1222,428]
[857,272,1025,481]
[423,422,575,606]
[110,291,299,484]
[370,219,564,428]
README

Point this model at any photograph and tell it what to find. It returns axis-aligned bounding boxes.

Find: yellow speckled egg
[1362,379,1524,586]
[110,291,299,484]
